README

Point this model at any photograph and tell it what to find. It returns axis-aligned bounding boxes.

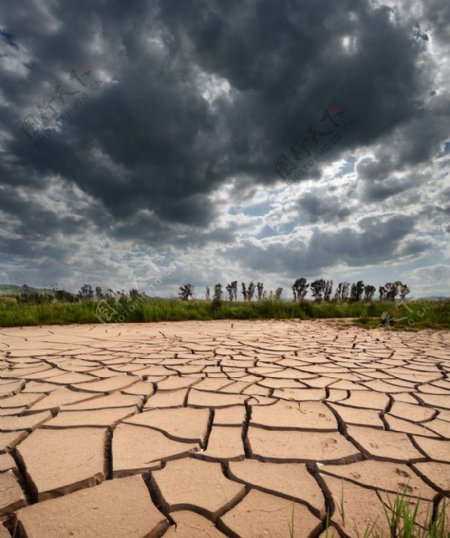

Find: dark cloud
[356,165,425,202]
[1,1,437,216]
[226,214,431,275]
[422,0,450,43]
[0,28,18,49]
[0,0,448,291]
[296,192,352,223]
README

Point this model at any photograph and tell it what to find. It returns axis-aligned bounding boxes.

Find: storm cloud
[0,0,448,295]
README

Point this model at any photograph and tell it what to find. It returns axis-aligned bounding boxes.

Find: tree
[55,289,76,302]
[323,280,333,302]
[78,284,93,301]
[241,282,247,301]
[129,289,141,301]
[214,283,223,299]
[379,285,387,301]
[248,282,256,301]
[104,288,115,299]
[257,282,264,301]
[292,278,308,301]
[212,283,223,309]
[95,286,104,300]
[364,285,376,301]
[399,283,410,300]
[178,284,193,301]
[240,282,255,301]
[350,281,365,301]
[275,287,283,300]
[231,281,238,301]
[205,287,210,301]
[19,292,53,304]
[385,282,395,301]
[310,279,326,302]
[385,281,401,301]
[225,283,234,301]
[214,284,223,301]
[334,282,350,301]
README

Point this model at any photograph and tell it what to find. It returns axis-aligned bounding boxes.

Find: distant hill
[0,284,55,296]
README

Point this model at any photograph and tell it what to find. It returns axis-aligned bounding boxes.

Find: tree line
[4,280,410,305]
[179,279,410,302]
[8,285,149,304]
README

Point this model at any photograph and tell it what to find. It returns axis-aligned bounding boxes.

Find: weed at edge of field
[287,488,449,537]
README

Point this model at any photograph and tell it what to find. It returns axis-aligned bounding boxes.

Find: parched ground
[0,320,449,538]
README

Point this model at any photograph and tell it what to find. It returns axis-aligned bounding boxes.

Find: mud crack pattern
[0,320,448,537]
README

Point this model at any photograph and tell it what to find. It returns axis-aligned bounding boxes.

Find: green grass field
[0,298,448,329]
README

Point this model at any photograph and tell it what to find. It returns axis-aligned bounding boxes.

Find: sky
[0,0,449,299]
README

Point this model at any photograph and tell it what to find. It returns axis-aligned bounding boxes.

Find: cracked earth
[0,320,448,537]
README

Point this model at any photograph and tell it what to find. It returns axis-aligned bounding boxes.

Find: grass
[0,298,448,329]
[379,491,449,538]
[337,479,346,525]
[353,299,450,331]
[316,488,449,538]
[287,482,449,538]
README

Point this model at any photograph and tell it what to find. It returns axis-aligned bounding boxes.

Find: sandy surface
[0,320,448,537]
